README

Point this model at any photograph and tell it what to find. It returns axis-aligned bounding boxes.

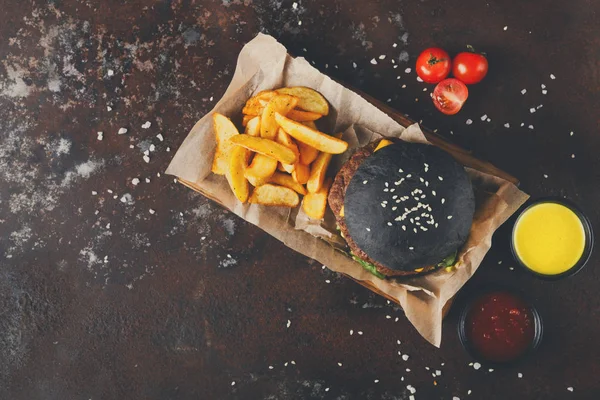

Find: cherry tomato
[415,48,451,84]
[452,52,488,84]
[432,78,469,115]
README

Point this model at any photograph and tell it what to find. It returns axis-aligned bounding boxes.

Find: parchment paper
[166,33,529,347]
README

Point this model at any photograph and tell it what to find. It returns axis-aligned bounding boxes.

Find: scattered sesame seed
[438,176,443,181]
[118,128,128,135]
[366,227,371,232]
[325,280,330,283]
[92,191,98,195]
[571,154,575,158]
[387,222,392,226]
[441,198,445,204]
[107,189,113,193]
[417,76,424,82]
[521,122,525,127]
[393,43,398,47]
[287,320,291,328]
[325,388,329,392]
[543,174,548,178]
[447,215,453,219]
[567,387,573,392]
[432,190,436,196]
[386,315,391,319]
[350,330,354,335]
[570,131,574,136]
[231,381,235,386]
[338,362,343,366]
[402,226,406,231]
[409,247,414,250]
[466,119,473,125]
[453,397,460,400]
[379,54,386,60]
[107,69,114,76]
[374,379,379,383]
[406,368,411,372]
[358,331,363,335]
[528,125,534,130]
[401,84,406,88]
[503,26,508,30]
[268,365,273,369]
[107,106,112,111]
[291,360,296,365]
[489,369,494,372]
[413,228,417,233]
[298,20,301,25]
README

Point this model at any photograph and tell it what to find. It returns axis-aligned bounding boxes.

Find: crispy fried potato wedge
[245,116,261,137]
[249,184,300,207]
[287,109,322,122]
[246,173,269,187]
[245,153,277,180]
[242,114,253,127]
[211,113,240,175]
[277,162,286,172]
[302,179,332,219]
[306,133,342,193]
[242,90,277,115]
[230,135,298,165]
[275,87,329,116]
[260,95,298,139]
[269,172,307,195]
[276,128,300,159]
[226,146,250,203]
[301,121,317,130]
[298,142,319,165]
[274,113,348,154]
[292,162,310,184]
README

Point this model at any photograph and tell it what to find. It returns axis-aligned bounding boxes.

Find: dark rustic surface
[1,0,599,399]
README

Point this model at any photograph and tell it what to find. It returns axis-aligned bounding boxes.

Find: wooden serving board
[179,90,518,319]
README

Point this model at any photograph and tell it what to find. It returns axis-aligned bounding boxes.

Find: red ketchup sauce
[465,291,535,363]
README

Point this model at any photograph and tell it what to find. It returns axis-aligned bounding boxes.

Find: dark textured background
[1,1,599,399]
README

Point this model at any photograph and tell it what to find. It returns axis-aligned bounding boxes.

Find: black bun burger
[328,139,475,278]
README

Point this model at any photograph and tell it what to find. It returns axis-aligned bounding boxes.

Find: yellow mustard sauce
[513,202,586,275]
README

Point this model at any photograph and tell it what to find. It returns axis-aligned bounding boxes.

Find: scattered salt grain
[571,154,575,158]
[358,331,363,335]
[530,108,536,113]
[436,370,442,376]
[107,106,112,111]
[166,147,171,152]
[142,121,151,129]
[231,381,235,386]
[379,55,386,60]
[550,74,556,79]
[338,362,343,366]
[132,178,140,185]
[370,58,377,65]
[504,123,510,128]
[543,174,548,178]
[374,379,379,383]
[156,134,164,141]
[325,280,330,283]
[350,330,354,335]
[92,191,97,195]
[325,388,329,392]
[528,125,534,130]
[118,128,128,135]
[149,144,156,152]
[107,69,114,76]
[402,354,409,361]
[417,76,423,82]
[145,178,150,183]
[570,131,574,136]
[107,189,113,194]
[466,119,473,125]
[473,362,481,370]
[405,67,411,73]
[542,90,547,95]
[503,26,508,31]
[393,43,398,47]
[130,145,134,149]
[97,132,103,140]
[480,114,488,121]
[567,387,573,392]
[149,209,155,214]
[352,62,357,68]
[386,315,391,319]
[521,89,527,95]
[144,150,150,156]
[366,228,371,231]
[143,155,150,163]
[298,20,301,25]
[292,2,297,9]
[287,320,291,328]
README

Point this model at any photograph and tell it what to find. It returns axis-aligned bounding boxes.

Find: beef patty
[328,140,439,278]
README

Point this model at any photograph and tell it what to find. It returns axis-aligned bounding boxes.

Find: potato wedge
[298,142,319,165]
[306,133,342,193]
[269,172,307,195]
[211,113,240,175]
[245,116,261,137]
[301,121,317,130]
[275,113,348,154]
[246,173,269,187]
[242,90,277,115]
[302,178,332,219]
[277,162,286,172]
[260,95,298,139]
[292,162,310,184]
[249,184,300,207]
[275,87,329,116]
[245,153,277,180]
[287,109,322,122]
[242,114,253,127]
[230,135,298,164]
[226,146,250,203]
